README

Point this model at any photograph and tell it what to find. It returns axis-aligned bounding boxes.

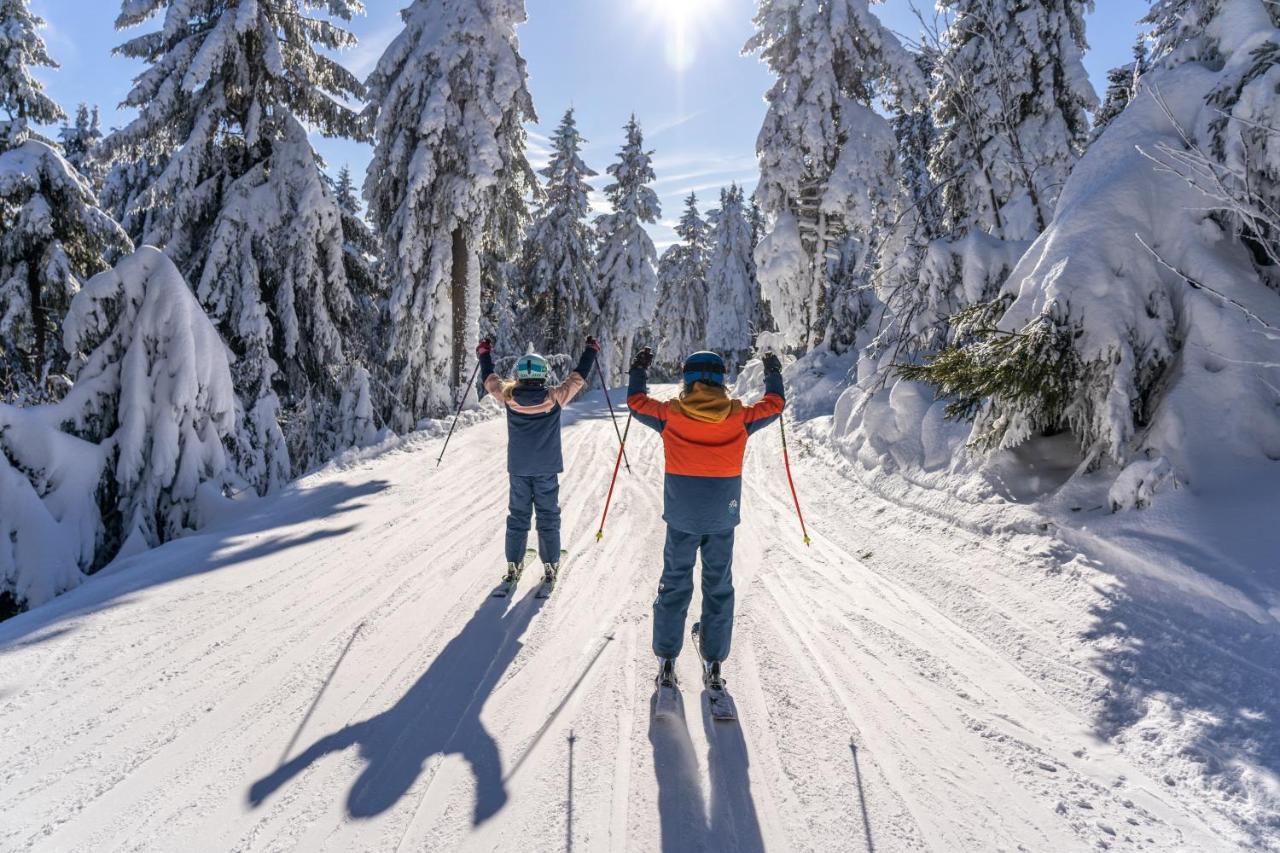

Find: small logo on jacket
[729,499,739,515]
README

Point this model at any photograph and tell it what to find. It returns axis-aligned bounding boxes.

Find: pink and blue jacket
[480,349,596,476]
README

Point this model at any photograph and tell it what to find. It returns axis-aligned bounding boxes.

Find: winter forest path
[0,388,1253,851]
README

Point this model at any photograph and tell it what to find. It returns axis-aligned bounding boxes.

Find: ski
[535,549,570,598]
[692,622,738,722]
[493,548,537,598]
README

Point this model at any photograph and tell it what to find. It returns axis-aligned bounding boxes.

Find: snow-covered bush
[1,247,236,613]
[61,246,237,556]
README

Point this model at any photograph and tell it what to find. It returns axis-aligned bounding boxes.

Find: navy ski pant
[506,473,561,565]
[652,527,736,662]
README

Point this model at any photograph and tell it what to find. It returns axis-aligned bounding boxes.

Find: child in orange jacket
[627,348,785,691]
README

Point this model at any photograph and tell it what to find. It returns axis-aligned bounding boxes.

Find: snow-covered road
[0,389,1268,851]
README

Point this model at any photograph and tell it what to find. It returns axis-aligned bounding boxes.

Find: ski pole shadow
[849,739,875,853]
[248,591,545,826]
[702,694,764,853]
[648,690,705,853]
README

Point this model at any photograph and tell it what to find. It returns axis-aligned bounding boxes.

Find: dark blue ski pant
[506,473,560,565]
[653,527,736,662]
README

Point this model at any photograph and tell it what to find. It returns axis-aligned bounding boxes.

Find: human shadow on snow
[0,478,390,648]
[249,590,544,825]
[648,690,765,853]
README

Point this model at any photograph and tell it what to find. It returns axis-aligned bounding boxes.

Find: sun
[638,0,725,72]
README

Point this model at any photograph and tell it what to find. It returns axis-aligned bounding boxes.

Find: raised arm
[477,340,505,398]
[625,347,667,433]
[548,337,600,407]
[745,353,786,436]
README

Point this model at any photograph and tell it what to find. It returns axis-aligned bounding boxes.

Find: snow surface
[1,384,1274,850]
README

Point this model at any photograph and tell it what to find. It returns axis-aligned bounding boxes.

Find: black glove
[763,352,783,375]
[631,347,654,371]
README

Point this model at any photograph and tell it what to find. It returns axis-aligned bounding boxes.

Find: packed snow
[3,385,1275,851]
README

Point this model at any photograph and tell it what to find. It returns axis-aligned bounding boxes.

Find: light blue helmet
[515,353,550,382]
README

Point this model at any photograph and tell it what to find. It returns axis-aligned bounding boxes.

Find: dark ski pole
[595,358,632,474]
[779,415,812,546]
[436,358,483,468]
[595,413,632,540]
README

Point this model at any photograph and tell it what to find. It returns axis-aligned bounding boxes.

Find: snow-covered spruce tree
[746,0,925,352]
[930,0,1097,241]
[0,2,132,405]
[748,192,776,336]
[524,108,599,357]
[704,184,758,371]
[901,0,1280,510]
[479,99,538,362]
[0,0,62,144]
[58,103,105,191]
[105,0,368,490]
[872,47,947,364]
[331,164,380,311]
[1092,38,1148,141]
[595,115,661,382]
[366,0,536,429]
[652,193,710,374]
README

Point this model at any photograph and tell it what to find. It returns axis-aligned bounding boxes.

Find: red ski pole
[779,416,812,546]
[595,413,632,541]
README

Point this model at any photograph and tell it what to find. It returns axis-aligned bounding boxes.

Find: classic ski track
[0,390,1256,851]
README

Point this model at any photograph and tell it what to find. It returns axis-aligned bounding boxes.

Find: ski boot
[655,656,678,689]
[535,562,559,598]
[653,656,680,719]
[692,622,736,720]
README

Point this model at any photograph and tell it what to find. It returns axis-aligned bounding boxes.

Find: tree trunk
[450,227,468,394]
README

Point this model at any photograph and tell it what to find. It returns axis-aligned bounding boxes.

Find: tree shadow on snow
[648,690,764,852]
[0,478,390,649]
[1082,561,1280,845]
[249,590,544,825]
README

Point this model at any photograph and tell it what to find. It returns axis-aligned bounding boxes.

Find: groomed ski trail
[0,388,1253,852]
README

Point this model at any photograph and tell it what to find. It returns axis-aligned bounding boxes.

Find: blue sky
[31,0,1147,248]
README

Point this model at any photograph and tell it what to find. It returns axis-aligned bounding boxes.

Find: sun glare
[639,0,724,72]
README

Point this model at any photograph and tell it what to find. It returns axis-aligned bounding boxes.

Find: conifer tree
[653,193,710,373]
[0,0,63,141]
[595,115,661,381]
[0,1,131,404]
[705,184,758,371]
[1093,39,1148,140]
[930,0,1097,240]
[366,0,536,427]
[746,0,925,351]
[525,108,600,356]
[104,0,369,490]
[58,103,104,191]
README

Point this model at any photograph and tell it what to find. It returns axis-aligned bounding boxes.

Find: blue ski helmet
[683,351,726,387]
[515,352,550,382]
